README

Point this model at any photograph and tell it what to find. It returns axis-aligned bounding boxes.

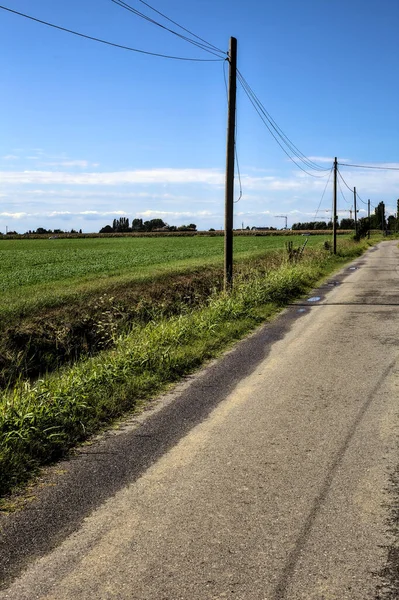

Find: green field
[0,235,332,314]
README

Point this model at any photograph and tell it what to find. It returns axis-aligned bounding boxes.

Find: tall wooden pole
[354,186,358,237]
[333,157,337,254]
[224,36,237,291]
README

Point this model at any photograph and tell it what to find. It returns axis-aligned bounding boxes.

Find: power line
[314,165,333,219]
[338,168,375,209]
[116,0,225,55]
[237,70,330,173]
[237,73,330,178]
[337,168,354,193]
[338,162,399,171]
[338,169,377,212]
[238,71,326,173]
[355,190,368,206]
[110,0,226,58]
[236,72,331,177]
[234,143,243,203]
[337,174,351,205]
[0,4,224,62]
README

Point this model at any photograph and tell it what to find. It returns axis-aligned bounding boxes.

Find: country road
[1,240,399,599]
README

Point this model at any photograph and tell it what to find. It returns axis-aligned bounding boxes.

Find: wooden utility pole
[368,199,371,239]
[353,186,358,237]
[224,36,237,291]
[333,157,337,254]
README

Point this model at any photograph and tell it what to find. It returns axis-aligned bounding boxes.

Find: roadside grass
[0,237,377,497]
[0,237,339,389]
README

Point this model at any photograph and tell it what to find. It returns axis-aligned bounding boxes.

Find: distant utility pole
[368,199,371,239]
[354,186,358,236]
[333,157,337,254]
[224,36,237,291]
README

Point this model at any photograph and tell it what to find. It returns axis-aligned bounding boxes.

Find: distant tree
[387,215,396,231]
[339,218,355,230]
[178,223,197,231]
[313,221,327,230]
[375,201,386,231]
[99,225,113,234]
[112,217,130,232]
[356,217,370,239]
[35,227,50,234]
[132,218,144,231]
[143,219,167,231]
[292,221,329,230]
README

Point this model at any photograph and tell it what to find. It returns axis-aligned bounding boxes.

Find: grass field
[0,235,332,317]
[0,234,332,322]
[0,234,333,291]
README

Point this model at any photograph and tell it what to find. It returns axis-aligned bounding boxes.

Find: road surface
[1,240,399,599]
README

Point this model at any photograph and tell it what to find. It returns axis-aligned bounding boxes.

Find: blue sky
[1,0,398,232]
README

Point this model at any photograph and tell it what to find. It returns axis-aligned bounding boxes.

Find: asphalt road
[1,240,399,599]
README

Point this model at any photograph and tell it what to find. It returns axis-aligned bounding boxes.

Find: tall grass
[0,238,375,496]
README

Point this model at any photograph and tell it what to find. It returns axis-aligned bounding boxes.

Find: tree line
[99,218,197,233]
[293,201,399,235]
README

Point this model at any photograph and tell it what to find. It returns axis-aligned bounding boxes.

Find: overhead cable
[234,143,243,203]
[339,162,399,171]
[314,165,333,219]
[0,4,223,61]
[237,72,330,178]
[337,169,354,193]
[338,168,372,208]
[237,70,330,173]
[113,0,225,56]
[337,174,351,205]
[355,190,368,206]
[111,0,225,58]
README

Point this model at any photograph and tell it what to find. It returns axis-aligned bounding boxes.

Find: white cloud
[307,156,351,164]
[137,210,213,219]
[41,160,99,168]
[0,168,225,186]
[0,212,29,219]
[2,155,19,161]
[23,189,183,200]
[0,210,130,220]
